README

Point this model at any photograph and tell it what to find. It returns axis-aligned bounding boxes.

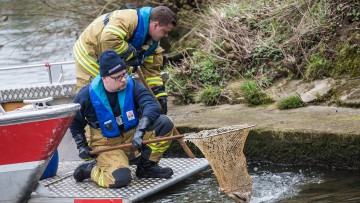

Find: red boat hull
[1,117,74,165]
[0,103,80,203]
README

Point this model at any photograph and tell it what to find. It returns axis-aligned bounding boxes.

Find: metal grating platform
[31,158,209,202]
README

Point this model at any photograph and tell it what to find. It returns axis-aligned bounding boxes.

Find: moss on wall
[331,34,360,78]
[245,129,360,169]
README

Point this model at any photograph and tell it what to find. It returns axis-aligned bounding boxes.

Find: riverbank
[167,97,360,169]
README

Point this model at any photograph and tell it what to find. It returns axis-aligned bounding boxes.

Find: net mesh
[185,125,254,203]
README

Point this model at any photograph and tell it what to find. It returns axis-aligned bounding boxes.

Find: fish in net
[185,125,254,203]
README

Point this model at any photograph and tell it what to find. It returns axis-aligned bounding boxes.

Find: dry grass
[167,0,359,104]
[192,0,334,77]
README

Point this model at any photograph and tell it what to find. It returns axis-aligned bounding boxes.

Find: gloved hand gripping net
[185,125,254,203]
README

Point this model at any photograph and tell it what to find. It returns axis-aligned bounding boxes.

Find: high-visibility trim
[145,76,163,86]
[77,40,98,64]
[115,42,127,55]
[73,40,100,76]
[93,169,105,187]
[73,46,99,77]
[144,55,153,63]
[104,25,126,40]
[155,92,168,98]
[127,68,133,76]
[99,171,105,187]
[148,141,170,153]
[126,52,134,61]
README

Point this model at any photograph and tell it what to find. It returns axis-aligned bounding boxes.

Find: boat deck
[29,158,209,203]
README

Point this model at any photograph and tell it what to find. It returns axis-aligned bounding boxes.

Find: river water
[0,0,77,87]
[145,163,360,203]
[1,1,360,202]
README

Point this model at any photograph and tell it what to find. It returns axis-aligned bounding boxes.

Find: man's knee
[158,115,173,126]
[150,115,174,136]
[109,167,132,188]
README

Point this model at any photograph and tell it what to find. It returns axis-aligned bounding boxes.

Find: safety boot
[136,157,173,179]
[73,160,96,182]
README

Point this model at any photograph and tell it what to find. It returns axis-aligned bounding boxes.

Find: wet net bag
[185,125,254,203]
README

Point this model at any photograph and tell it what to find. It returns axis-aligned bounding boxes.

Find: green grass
[278,95,305,109]
[198,85,222,106]
[305,54,331,79]
[240,81,273,106]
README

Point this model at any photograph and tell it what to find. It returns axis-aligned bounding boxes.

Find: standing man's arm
[141,44,168,114]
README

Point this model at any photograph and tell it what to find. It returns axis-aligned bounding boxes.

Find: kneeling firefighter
[70,50,174,188]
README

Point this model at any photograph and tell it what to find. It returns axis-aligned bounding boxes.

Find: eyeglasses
[108,73,126,81]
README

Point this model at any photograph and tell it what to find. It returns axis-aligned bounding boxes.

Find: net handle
[90,134,184,155]
[185,125,256,140]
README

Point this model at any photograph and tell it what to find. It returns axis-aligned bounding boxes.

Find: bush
[240,81,273,106]
[305,54,331,79]
[278,95,305,109]
[198,85,222,106]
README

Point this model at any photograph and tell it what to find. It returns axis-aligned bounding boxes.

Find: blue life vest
[89,74,139,138]
[129,7,159,63]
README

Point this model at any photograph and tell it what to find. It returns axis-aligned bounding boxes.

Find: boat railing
[0,61,75,84]
[0,61,77,104]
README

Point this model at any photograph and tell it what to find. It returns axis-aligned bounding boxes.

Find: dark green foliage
[195,57,223,86]
[332,41,360,78]
[305,54,331,79]
[278,95,305,109]
[198,85,222,106]
[166,69,195,105]
[167,53,231,105]
[240,81,273,105]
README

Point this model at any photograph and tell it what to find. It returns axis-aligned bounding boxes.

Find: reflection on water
[146,162,360,203]
[279,167,360,203]
[0,0,78,87]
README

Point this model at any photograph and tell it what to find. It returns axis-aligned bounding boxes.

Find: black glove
[158,96,168,115]
[119,44,140,67]
[127,57,140,68]
[130,65,139,73]
[132,130,145,151]
[73,133,96,160]
[132,116,151,151]
[78,145,94,160]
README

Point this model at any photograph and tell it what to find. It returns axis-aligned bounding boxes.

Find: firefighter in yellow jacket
[73,6,177,114]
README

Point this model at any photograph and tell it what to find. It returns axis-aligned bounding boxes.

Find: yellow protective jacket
[73,8,165,96]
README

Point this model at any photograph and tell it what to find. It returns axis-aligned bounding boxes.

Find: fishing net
[185,125,254,203]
